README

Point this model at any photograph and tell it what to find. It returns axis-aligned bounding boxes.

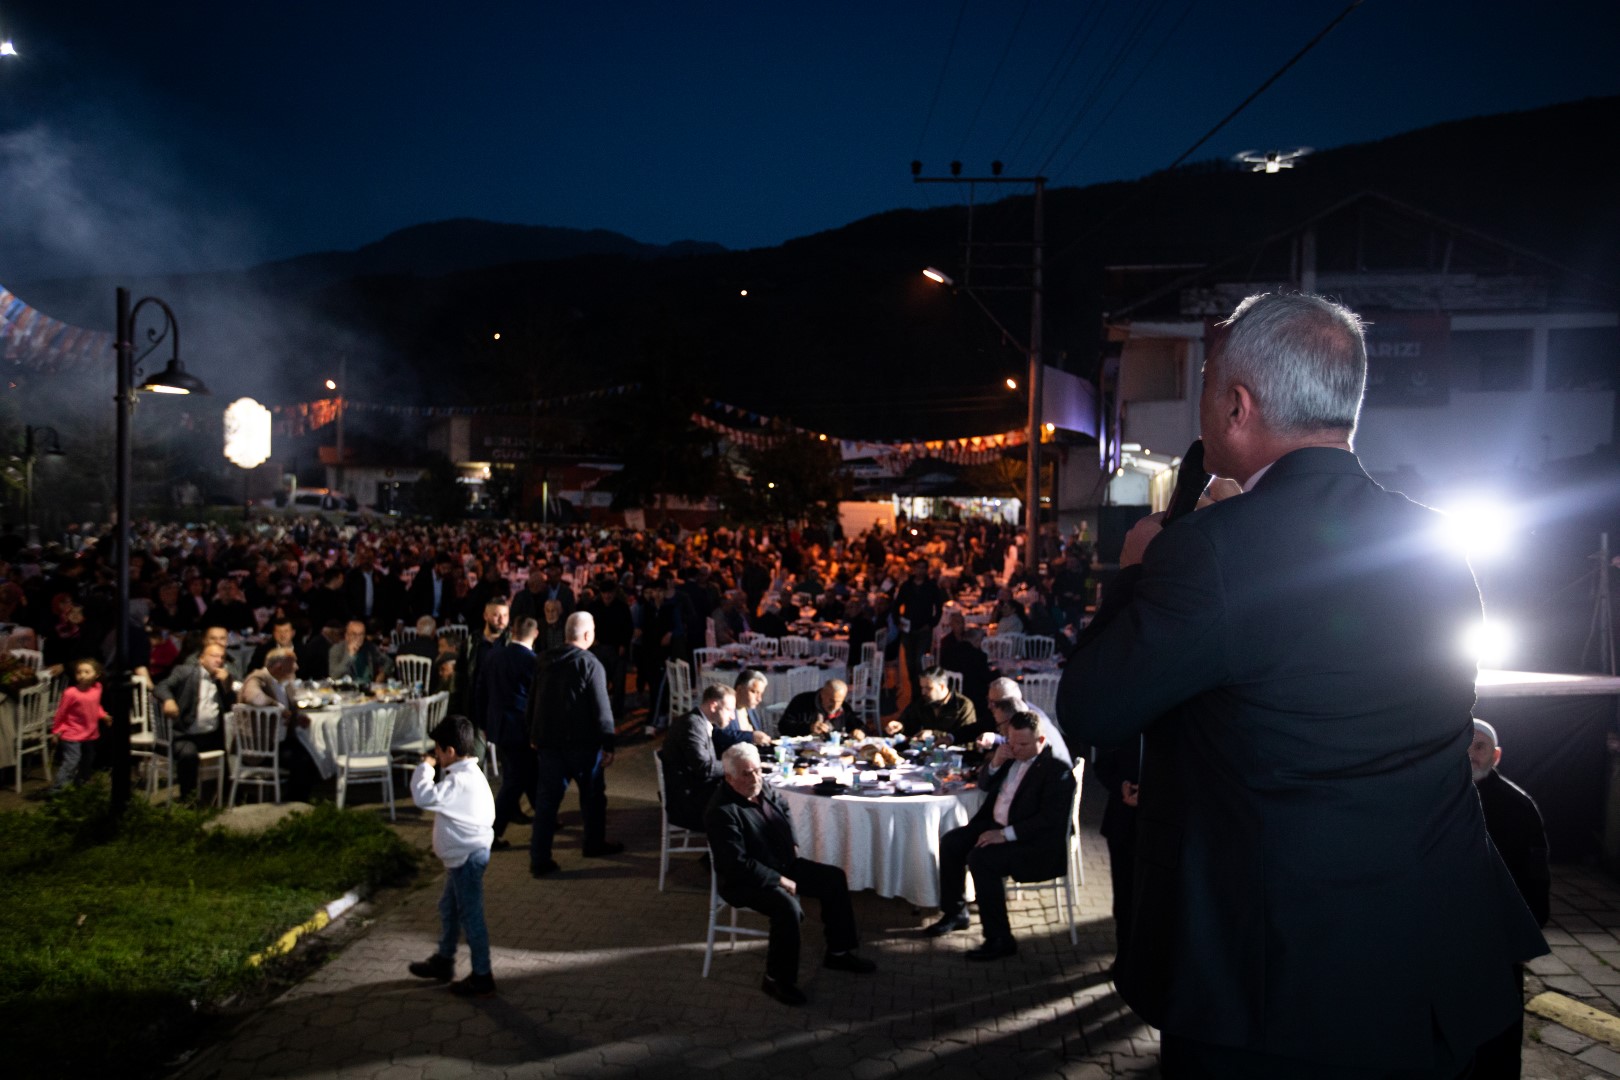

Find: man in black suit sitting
[658,683,732,830]
[705,743,876,1005]
[926,711,1074,960]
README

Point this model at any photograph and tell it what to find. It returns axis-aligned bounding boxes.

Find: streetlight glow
[1,40,17,57]
[325,379,337,391]
[922,267,953,286]
[1005,377,1018,391]
[492,332,501,341]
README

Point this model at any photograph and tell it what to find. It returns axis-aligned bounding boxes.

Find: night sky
[0,0,1615,283]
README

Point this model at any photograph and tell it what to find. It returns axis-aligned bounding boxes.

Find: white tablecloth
[297,698,430,780]
[773,779,986,908]
[698,664,831,707]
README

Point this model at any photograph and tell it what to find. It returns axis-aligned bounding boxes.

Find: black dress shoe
[490,838,511,852]
[761,975,808,1005]
[823,950,877,974]
[965,937,1018,962]
[924,910,971,937]
[509,810,533,826]
[408,953,454,981]
[530,859,561,877]
[449,972,497,997]
[582,841,625,857]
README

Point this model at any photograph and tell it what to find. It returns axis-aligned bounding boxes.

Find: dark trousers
[938,819,1028,941]
[48,738,97,794]
[1469,965,1525,1079]
[902,629,932,696]
[1105,820,1137,965]
[531,747,608,864]
[278,736,321,803]
[594,649,626,719]
[1161,1033,1477,1079]
[493,742,538,837]
[173,728,225,798]
[730,857,858,985]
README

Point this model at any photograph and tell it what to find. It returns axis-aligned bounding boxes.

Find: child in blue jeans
[408,715,497,996]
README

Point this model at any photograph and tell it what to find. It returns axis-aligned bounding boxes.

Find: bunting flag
[691,398,1027,469]
[270,383,640,436]
[0,286,114,373]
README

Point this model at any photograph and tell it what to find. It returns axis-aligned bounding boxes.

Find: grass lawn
[0,781,422,1078]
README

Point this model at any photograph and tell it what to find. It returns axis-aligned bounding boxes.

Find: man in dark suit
[154,640,237,800]
[925,712,1074,959]
[936,612,992,717]
[527,611,620,876]
[778,679,853,738]
[406,553,461,621]
[483,617,540,849]
[343,548,400,627]
[1057,292,1547,1076]
[658,683,731,830]
[705,743,876,1005]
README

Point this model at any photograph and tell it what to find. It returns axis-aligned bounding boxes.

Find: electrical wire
[914,0,974,161]
[1050,0,1201,183]
[954,0,1034,160]
[1047,0,1366,268]
[997,1,1112,170]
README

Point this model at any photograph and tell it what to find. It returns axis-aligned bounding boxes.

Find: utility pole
[914,164,1046,574]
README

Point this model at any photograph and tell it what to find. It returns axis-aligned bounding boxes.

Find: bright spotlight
[1437,497,1514,563]
[1005,377,1018,391]
[324,379,337,391]
[922,267,953,286]
[1,40,17,58]
[1462,618,1512,668]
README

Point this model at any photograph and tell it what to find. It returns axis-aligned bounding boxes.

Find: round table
[296,697,432,780]
[771,775,985,908]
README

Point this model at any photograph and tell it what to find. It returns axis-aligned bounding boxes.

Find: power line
[954,0,1034,160]
[1047,0,1366,269]
[1050,0,1202,183]
[914,0,974,160]
[998,0,1112,169]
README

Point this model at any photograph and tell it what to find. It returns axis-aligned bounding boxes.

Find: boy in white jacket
[408,714,498,996]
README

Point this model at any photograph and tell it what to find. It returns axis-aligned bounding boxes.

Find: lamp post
[111,287,209,814]
[20,424,64,546]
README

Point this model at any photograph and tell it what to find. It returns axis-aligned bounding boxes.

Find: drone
[1233,148,1312,174]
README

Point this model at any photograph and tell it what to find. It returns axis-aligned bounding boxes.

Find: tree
[723,435,849,525]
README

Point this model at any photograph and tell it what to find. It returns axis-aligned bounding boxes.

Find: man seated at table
[154,640,237,802]
[979,677,1072,768]
[297,619,345,680]
[658,683,733,830]
[330,619,390,684]
[706,743,876,1005]
[249,617,298,672]
[715,669,774,752]
[778,678,856,738]
[891,667,982,744]
[240,646,320,802]
[396,616,444,664]
[926,712,1075,960]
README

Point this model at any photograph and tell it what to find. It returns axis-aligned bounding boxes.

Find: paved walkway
[158,739,1620,1079]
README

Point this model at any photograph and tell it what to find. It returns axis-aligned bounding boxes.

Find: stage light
[1,40,17,58]
[1462,618,1512,667]
[740,289,748,297]
[1437,496,1514,563]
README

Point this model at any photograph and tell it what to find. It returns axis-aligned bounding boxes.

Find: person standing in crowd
[1469,718,1551,1079]
[484,617,540,851]
[45,658,108,796]
[1058,292,1546,1076]
[528,611,621,876]
[895,562,944,701]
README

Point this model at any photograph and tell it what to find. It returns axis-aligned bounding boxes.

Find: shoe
[509,810,532,826]
[449,972,497,997]
[490,838,511,852]
[924,910,970,937]
[965,937,1018,962]
[530,859,561,877]
[823,950,877,974]
[582,841,625,858]
[761,975,807,1006]
[408,953,454,982]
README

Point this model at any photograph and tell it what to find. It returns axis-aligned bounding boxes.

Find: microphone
[1161,439,1211,527]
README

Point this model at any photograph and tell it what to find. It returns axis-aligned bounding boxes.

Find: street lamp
[111,287,210,814]
[18,425,64,546]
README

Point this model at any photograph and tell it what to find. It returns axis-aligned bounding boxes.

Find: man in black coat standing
[484,617,540,849]
[705,743,875,1005]
[925,712,1074,959]
[1469,718,1551,1079]
[1058,292,1546,1077]
[528,611,620,876]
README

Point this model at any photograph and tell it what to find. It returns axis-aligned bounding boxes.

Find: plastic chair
[437,624,471,648]
[393,691,448,779]
[738,631,769,652]
[665,659,694,727]
[227,704,288,807]
[336,703,398,820]
[9,647,43,672]
[702,848,771,976]
[789,665,823,700]
[778,636,811,658]
[752,636,779,658]
[394,654,431,691]
[655,755,707,891]
[390,626,418,649]
[822,640,850,666]
[1021,672,1061,720]
[704,618,718,649]
[983,634,1023,661]
[1007,758,1085,943]
[1022,635,1056,660]
[850,662,880,727]
[13,673,58,792]
[758,702,786,738]
[692,647,727,670]
[148,705,226,805]
[129,674,157,777]
[943,669,964,696]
